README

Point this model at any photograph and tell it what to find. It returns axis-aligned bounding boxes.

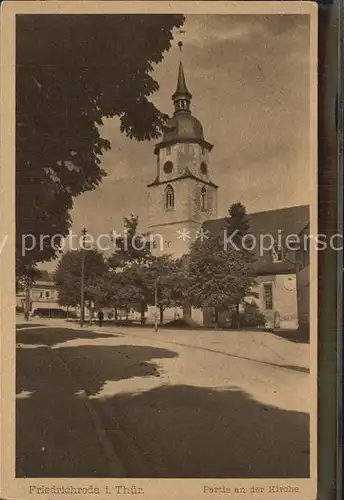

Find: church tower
[147,58,218,257]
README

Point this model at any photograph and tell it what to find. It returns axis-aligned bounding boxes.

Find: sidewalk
[16,316,309,371]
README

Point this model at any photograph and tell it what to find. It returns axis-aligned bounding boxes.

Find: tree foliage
[187,203,257,321]
[106,215,186,321]
[16,14,185,276]
[16,266,42,293]
[150,255,186,312]
[225,202,251,245]
[52,202,258,324]
[114,254,186,322]
[53,248,108,308]
[188,233,253,310]
[225,202,257,293]
[108,214,152,268]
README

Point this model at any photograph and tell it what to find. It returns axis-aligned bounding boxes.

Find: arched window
[163,161,173,174]
[201,186,207,211]
[165,185,174,210]
[200,161,208,175]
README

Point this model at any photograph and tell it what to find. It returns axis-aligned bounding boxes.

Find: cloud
[179,15,259,47]
[70,13,311,240]
[181,14,309,53]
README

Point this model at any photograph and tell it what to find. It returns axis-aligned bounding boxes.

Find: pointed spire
[172,54,192,114]
[174,61,191,97]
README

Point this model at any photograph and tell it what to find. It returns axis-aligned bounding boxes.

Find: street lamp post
[24,284,31,322]
[154,276,160,332]
[80,228,87,327]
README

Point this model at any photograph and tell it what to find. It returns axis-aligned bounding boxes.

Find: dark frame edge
[318,0,341,499]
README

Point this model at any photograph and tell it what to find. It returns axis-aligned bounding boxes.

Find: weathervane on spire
[177,27,186,53]
[172,36,192,114]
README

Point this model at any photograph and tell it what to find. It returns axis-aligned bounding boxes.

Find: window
[200,161,208,175]
[201,146,206,155]
[201,186,207,211]
[45,291,50,298]
[262,283,273,310]
[165,185,174,210]
[271,244,283,263]
[163,161,173,174]
[166,146,171,156]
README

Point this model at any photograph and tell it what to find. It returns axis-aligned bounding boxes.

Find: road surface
[16,319,310,478]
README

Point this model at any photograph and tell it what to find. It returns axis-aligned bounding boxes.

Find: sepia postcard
[1,1,319,499]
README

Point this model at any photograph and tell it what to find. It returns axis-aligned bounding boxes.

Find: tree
[106,253,185,324]
[146,255,185,323]
[104,269,126,319]
[16,266,43,321]
[106,214,153,318]
[174,254,194,322]
[188,213,256,326]
[53,248,108,311]
[16,14,185,276]
[118,263,153,323]
[225,202,257,325]
[108,214,151,268]
[225,202,251,244]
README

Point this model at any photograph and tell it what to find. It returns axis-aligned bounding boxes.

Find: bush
[237,310,265,327]
[108,312,113,320]
[222,302,266,328]
[163,318,200,329]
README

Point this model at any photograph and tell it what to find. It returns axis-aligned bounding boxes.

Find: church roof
[156,112,209,149]
[38,270,52,281]
[203,205,309,239]
[34,270,54,284]
[154,121,213,154]
[147,169,218,188]
[172,61,192,100]
[202,205,310,275]
[154,60,213,154]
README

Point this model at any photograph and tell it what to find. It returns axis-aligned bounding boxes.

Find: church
[146,59,310,333]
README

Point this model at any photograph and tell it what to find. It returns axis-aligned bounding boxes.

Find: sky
[42,14,311,271]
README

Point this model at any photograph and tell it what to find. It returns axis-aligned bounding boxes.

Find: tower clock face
[284,276,296,291]
[163,161,173,174]
[200,162,208,175]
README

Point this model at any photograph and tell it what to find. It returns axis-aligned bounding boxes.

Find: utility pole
[24,283,31,321]
[23,273,33,322]
[80,228,87,327]
[154,276,160,332]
